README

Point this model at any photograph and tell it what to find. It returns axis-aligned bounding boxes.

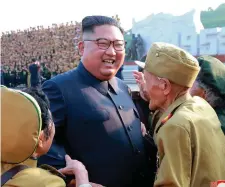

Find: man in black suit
[28,59,41,88]
[39,16,152,187]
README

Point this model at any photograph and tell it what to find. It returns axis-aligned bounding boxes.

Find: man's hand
[133,70,145,86]
[133,71,149,101]
[58,155,89,186]
[90,182,105,187]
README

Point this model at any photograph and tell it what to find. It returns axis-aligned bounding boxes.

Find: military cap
[135,42,200,87]
[197,55,225,97]
[135,55,147,72]
[1,86,42,164]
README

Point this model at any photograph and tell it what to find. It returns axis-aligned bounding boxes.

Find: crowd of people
[1,21,82,87]
[1,15,225,187]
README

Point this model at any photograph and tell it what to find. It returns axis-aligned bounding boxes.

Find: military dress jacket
[153,94,225,187]
[2,159,65,187]
[39,62,151,187]
[215,107,225,135]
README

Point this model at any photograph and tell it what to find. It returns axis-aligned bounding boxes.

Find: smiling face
[78,25,125,81]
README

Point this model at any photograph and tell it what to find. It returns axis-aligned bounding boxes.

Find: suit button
[134,149,141,155]
[140,172,145,178]
[118,105,123,110]
[127,125,133,131]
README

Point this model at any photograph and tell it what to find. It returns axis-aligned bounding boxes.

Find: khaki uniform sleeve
[154,124,191,187]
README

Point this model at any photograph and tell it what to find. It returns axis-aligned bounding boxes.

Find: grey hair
[196,80,225,108]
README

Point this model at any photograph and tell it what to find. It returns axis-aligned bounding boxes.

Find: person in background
[1,67,4,85]
[41,63,52,81]
[190,55,225,134]
[8,66,16,88]
[28,58,42,88]
[20,66,29,87]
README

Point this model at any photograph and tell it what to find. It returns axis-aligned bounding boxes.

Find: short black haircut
[82,15,124,34]
[31,58,36,63]
[23,87,52,139]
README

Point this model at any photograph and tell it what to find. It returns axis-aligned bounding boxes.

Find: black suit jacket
[39,62,152,187]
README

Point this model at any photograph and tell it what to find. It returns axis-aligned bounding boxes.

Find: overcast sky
[0,0,224,32]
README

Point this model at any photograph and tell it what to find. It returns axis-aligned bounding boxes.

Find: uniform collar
[77,62,119,95]
[151,110,163,133]
[108,77,119,95]
[153,93,192,140]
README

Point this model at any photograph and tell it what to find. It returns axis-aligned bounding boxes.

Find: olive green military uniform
[1,86,66,187]
[27,72,31,88]
[20,69,28,86]
[139,42,225,187]
[42,66,52,80]
[153,94,225,187]
[3,70,10,87]
[2,162,65,187]
[197,56,225,134]
[216,108,225,134]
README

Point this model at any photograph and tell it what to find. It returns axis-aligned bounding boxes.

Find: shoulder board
[39,164,76,186]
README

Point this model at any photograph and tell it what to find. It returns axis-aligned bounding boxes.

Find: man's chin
[149,103,157,111]
[100,69,117,78]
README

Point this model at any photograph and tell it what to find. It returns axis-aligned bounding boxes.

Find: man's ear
[32,131,45,158]
[159,78,171,95]
[78,41,84,56]
[200,89,207,99]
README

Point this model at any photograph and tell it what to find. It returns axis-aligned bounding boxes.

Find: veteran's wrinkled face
[144,71,167,111]
[79,25,125,81]
[190,81,206,99]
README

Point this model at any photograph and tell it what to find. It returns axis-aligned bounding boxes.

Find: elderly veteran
[190,56,225,134]
[1,86,92,187]
[135,42,225,187]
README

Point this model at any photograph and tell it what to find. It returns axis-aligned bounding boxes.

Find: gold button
[118,105,123,110]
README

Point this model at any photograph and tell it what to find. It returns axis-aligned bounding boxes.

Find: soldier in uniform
[20,66,29,86]
[1,67,5,85]
[8,66,16,88]
[42,63,52,81]
[135,42,225,186]
[1,86,92,187]
[136,34,145,60]
[28,60,42,88]
[190,56,225,134]
[2,66,10,87]
[15,65,22,86]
